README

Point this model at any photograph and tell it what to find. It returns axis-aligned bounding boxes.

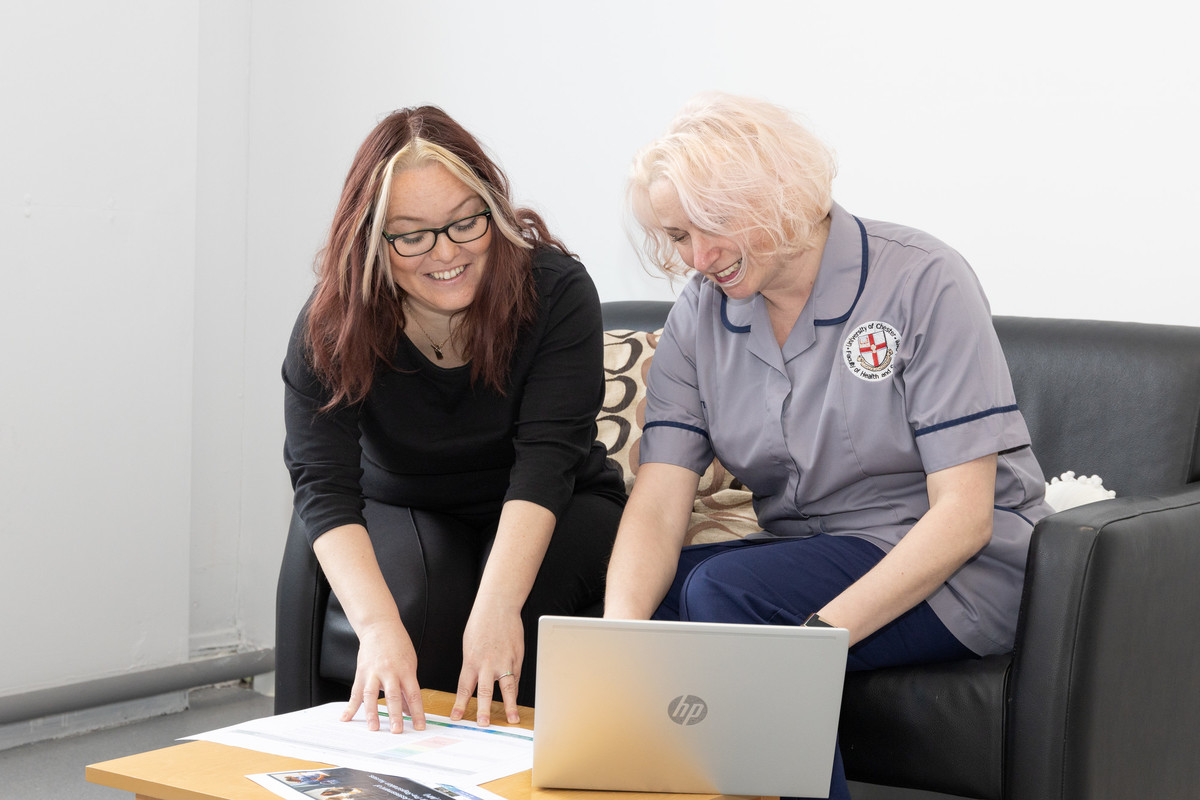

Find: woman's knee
[676,536,881,625]
[678,552,777,623]
[528,492,623,611]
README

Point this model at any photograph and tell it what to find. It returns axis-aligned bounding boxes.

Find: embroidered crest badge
[843,321,901,382]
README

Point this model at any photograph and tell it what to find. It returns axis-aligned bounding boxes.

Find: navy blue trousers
[652,535,975,800]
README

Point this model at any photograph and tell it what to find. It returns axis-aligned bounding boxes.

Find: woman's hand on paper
[341,618,427,733]
[452,603,524,727]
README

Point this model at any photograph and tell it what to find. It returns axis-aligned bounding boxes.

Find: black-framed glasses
[381,209,492,257]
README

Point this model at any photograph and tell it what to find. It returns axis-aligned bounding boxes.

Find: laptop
[532,615,849,797]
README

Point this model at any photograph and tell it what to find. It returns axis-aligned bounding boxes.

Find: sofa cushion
[598,329,759,544]
[840,654,1011,800]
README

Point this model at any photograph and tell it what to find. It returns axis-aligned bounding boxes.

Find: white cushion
[1044,471,1116,512]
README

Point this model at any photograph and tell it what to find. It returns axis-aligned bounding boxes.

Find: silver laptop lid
[533,616,848,797]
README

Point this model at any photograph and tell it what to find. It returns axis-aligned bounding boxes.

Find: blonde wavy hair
[628,92,837,276]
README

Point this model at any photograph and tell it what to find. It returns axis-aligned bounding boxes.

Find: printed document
[247,765,509,800]
[184,702,533,786]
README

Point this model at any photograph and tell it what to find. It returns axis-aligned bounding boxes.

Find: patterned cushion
[598,330,759,544]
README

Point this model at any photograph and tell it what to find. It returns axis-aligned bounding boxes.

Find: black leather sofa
[601,300,1200,800]
[276,301,1200,800]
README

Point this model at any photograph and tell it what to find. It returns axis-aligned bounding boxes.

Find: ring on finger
[498,670,515,680]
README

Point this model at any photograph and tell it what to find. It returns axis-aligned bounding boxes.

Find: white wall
[190,0,256,655]
[1,2,198,693]
[251,0,1200,324]
[1,0,1197,713]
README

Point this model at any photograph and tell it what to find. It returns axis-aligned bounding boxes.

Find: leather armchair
[600,303,1200,800]
[274,511,346,713]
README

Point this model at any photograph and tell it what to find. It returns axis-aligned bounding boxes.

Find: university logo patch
[843,321,901,382]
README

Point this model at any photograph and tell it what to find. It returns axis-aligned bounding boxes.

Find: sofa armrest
[1007,484,1200,800]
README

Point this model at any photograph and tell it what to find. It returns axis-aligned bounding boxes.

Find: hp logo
[668,694,709,726]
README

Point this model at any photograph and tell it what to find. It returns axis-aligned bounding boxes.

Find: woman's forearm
[474,499,557,612]
[312,523,403,633]
[819,454,997,645]
[604,462,700,619]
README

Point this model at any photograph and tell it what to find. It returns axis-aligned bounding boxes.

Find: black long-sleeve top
[283,249,624,545]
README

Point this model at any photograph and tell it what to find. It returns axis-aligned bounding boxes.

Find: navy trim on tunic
[643,420,710,440]
[716,215,870,332]
[914,405,1021,437]
[719,295,751,333]
[815,216,870,327]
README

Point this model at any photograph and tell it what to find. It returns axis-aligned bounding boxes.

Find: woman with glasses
[279,106,625,730]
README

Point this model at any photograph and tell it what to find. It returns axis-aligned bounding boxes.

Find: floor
[0,683,274,799]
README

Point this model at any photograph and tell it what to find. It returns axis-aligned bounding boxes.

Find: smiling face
[384,162,492,317]
[648,179,767,299]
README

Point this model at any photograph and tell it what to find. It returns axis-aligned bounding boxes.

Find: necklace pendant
[431,344,444,360]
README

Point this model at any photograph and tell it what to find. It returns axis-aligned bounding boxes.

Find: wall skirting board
[0,649,274,749]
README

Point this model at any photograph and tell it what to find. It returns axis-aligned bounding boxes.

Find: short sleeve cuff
[638,421,714,475]
[913,405,1032,474]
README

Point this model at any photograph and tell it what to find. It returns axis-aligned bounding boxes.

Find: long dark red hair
[306,106,569,408]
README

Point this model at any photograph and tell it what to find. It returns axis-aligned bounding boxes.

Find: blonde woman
[605,93,1053,799]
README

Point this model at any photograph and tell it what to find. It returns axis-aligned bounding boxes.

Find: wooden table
[87,689,752,800]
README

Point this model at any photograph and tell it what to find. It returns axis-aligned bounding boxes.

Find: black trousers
[275,490,623,713]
